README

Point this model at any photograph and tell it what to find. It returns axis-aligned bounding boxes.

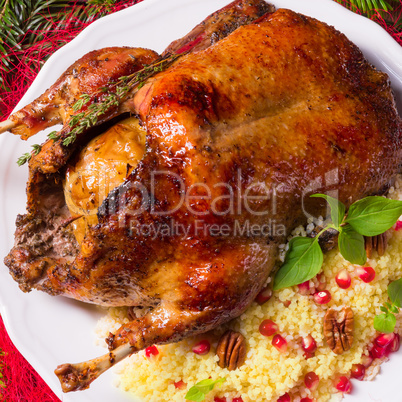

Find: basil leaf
[273,237,323,290]
[380,306,389,313]
[195,378,225,394]
[388,278,402,308]
[338,225,366,265]
[345,197,402,236]
[390,305,400,314]
[185,378,226,402]
[311,194,346,228]
[185,387,205,402]
[373,313,396,334]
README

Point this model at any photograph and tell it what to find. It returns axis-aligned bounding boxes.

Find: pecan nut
[324,307,354,354]
[365,232,388,259]
[216,330,246,370]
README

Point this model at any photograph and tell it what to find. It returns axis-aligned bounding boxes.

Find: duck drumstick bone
[0,119,16,134]
[55,342,133,392]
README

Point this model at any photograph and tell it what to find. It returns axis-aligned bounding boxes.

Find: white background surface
[0,0,402,401]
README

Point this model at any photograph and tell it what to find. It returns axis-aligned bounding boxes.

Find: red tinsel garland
[0,315,59,402]
[0,1,400,401]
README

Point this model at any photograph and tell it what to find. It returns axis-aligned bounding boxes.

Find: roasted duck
[1,0,401,393]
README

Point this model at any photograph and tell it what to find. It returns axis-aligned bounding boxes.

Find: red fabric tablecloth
[0,1,401,401]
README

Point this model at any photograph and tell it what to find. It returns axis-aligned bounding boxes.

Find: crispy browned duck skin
[0,47,159,139]
[4,4,402,392]
[0,0,272,145]
[50,9,402,391]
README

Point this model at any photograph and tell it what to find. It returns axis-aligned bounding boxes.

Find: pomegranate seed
[335,270,351,289]
[335,376,352,393]
[256,286,273,305]
[214,398,226,402]
[298,281,312,295]
[304,351,315,359]
[282,300,291,307]
[356,266,375,283]
[389,333,400,353]
[375,333,395,348]
[272,334,288,353]
[192,340,210,355]
[300,398,313,402]
[350,364,365,380]
[314,290,331,304]
[232,398,243,402]
[395,220,402,231]
[174,380,186,389]
[145,345,159,358]
[316,273,327,291]
[304,371,319,390]
[259,319,279,337]
[277,393,291,402]
[370,343,387,359]
[361,354,373,367]
[301,334,317,354]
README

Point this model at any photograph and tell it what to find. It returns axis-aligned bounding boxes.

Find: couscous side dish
[95,178,402,402]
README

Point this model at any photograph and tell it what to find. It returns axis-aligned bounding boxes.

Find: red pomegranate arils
[395,220,402,231]
[277,393,291,402]
[272,334,288,353]
[335,270,351,289]
[335,376,352,393]
[145,345,159,358]
[259,319,279,337]
[232,398,244,402]
[300,398,313,402]
[375,332,395,347]
[301,334,317,354]
[304,371,319,390]
[351,364,365,380]
[313,290,331,304]
[174,380,186,389]
[214,397,226,402]
[356,266,375,283]
[298,281,311,295]
[370,343,387,359]
[256,286,273,305]
[192,339,210,355]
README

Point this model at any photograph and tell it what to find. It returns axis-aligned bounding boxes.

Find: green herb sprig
[273,195,402,290]
[17,52,182,165]
[185,378,226,402]
[16,143,42,166]
[374,278,402,333]
[60,53,181,148]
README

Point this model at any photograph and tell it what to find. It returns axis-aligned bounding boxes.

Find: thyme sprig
[61,52,182,148]
[17,52,182,166]
[17,143,42,166]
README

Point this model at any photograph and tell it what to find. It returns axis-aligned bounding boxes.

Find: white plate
[0,0,401,401]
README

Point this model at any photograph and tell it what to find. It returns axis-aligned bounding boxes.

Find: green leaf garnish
[185,378,226,402]
[374,312,396,334]
[273,237,323,290]
[338,224,366,265]
[388,278,402,308]
[345,197,402,236]
[311,194,345,228]
[275,193,402,291]
[17,152,31,166]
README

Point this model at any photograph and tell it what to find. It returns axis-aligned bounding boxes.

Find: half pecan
[216,330,246,370]
[324,307,354,354]
[365,232,388,259]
